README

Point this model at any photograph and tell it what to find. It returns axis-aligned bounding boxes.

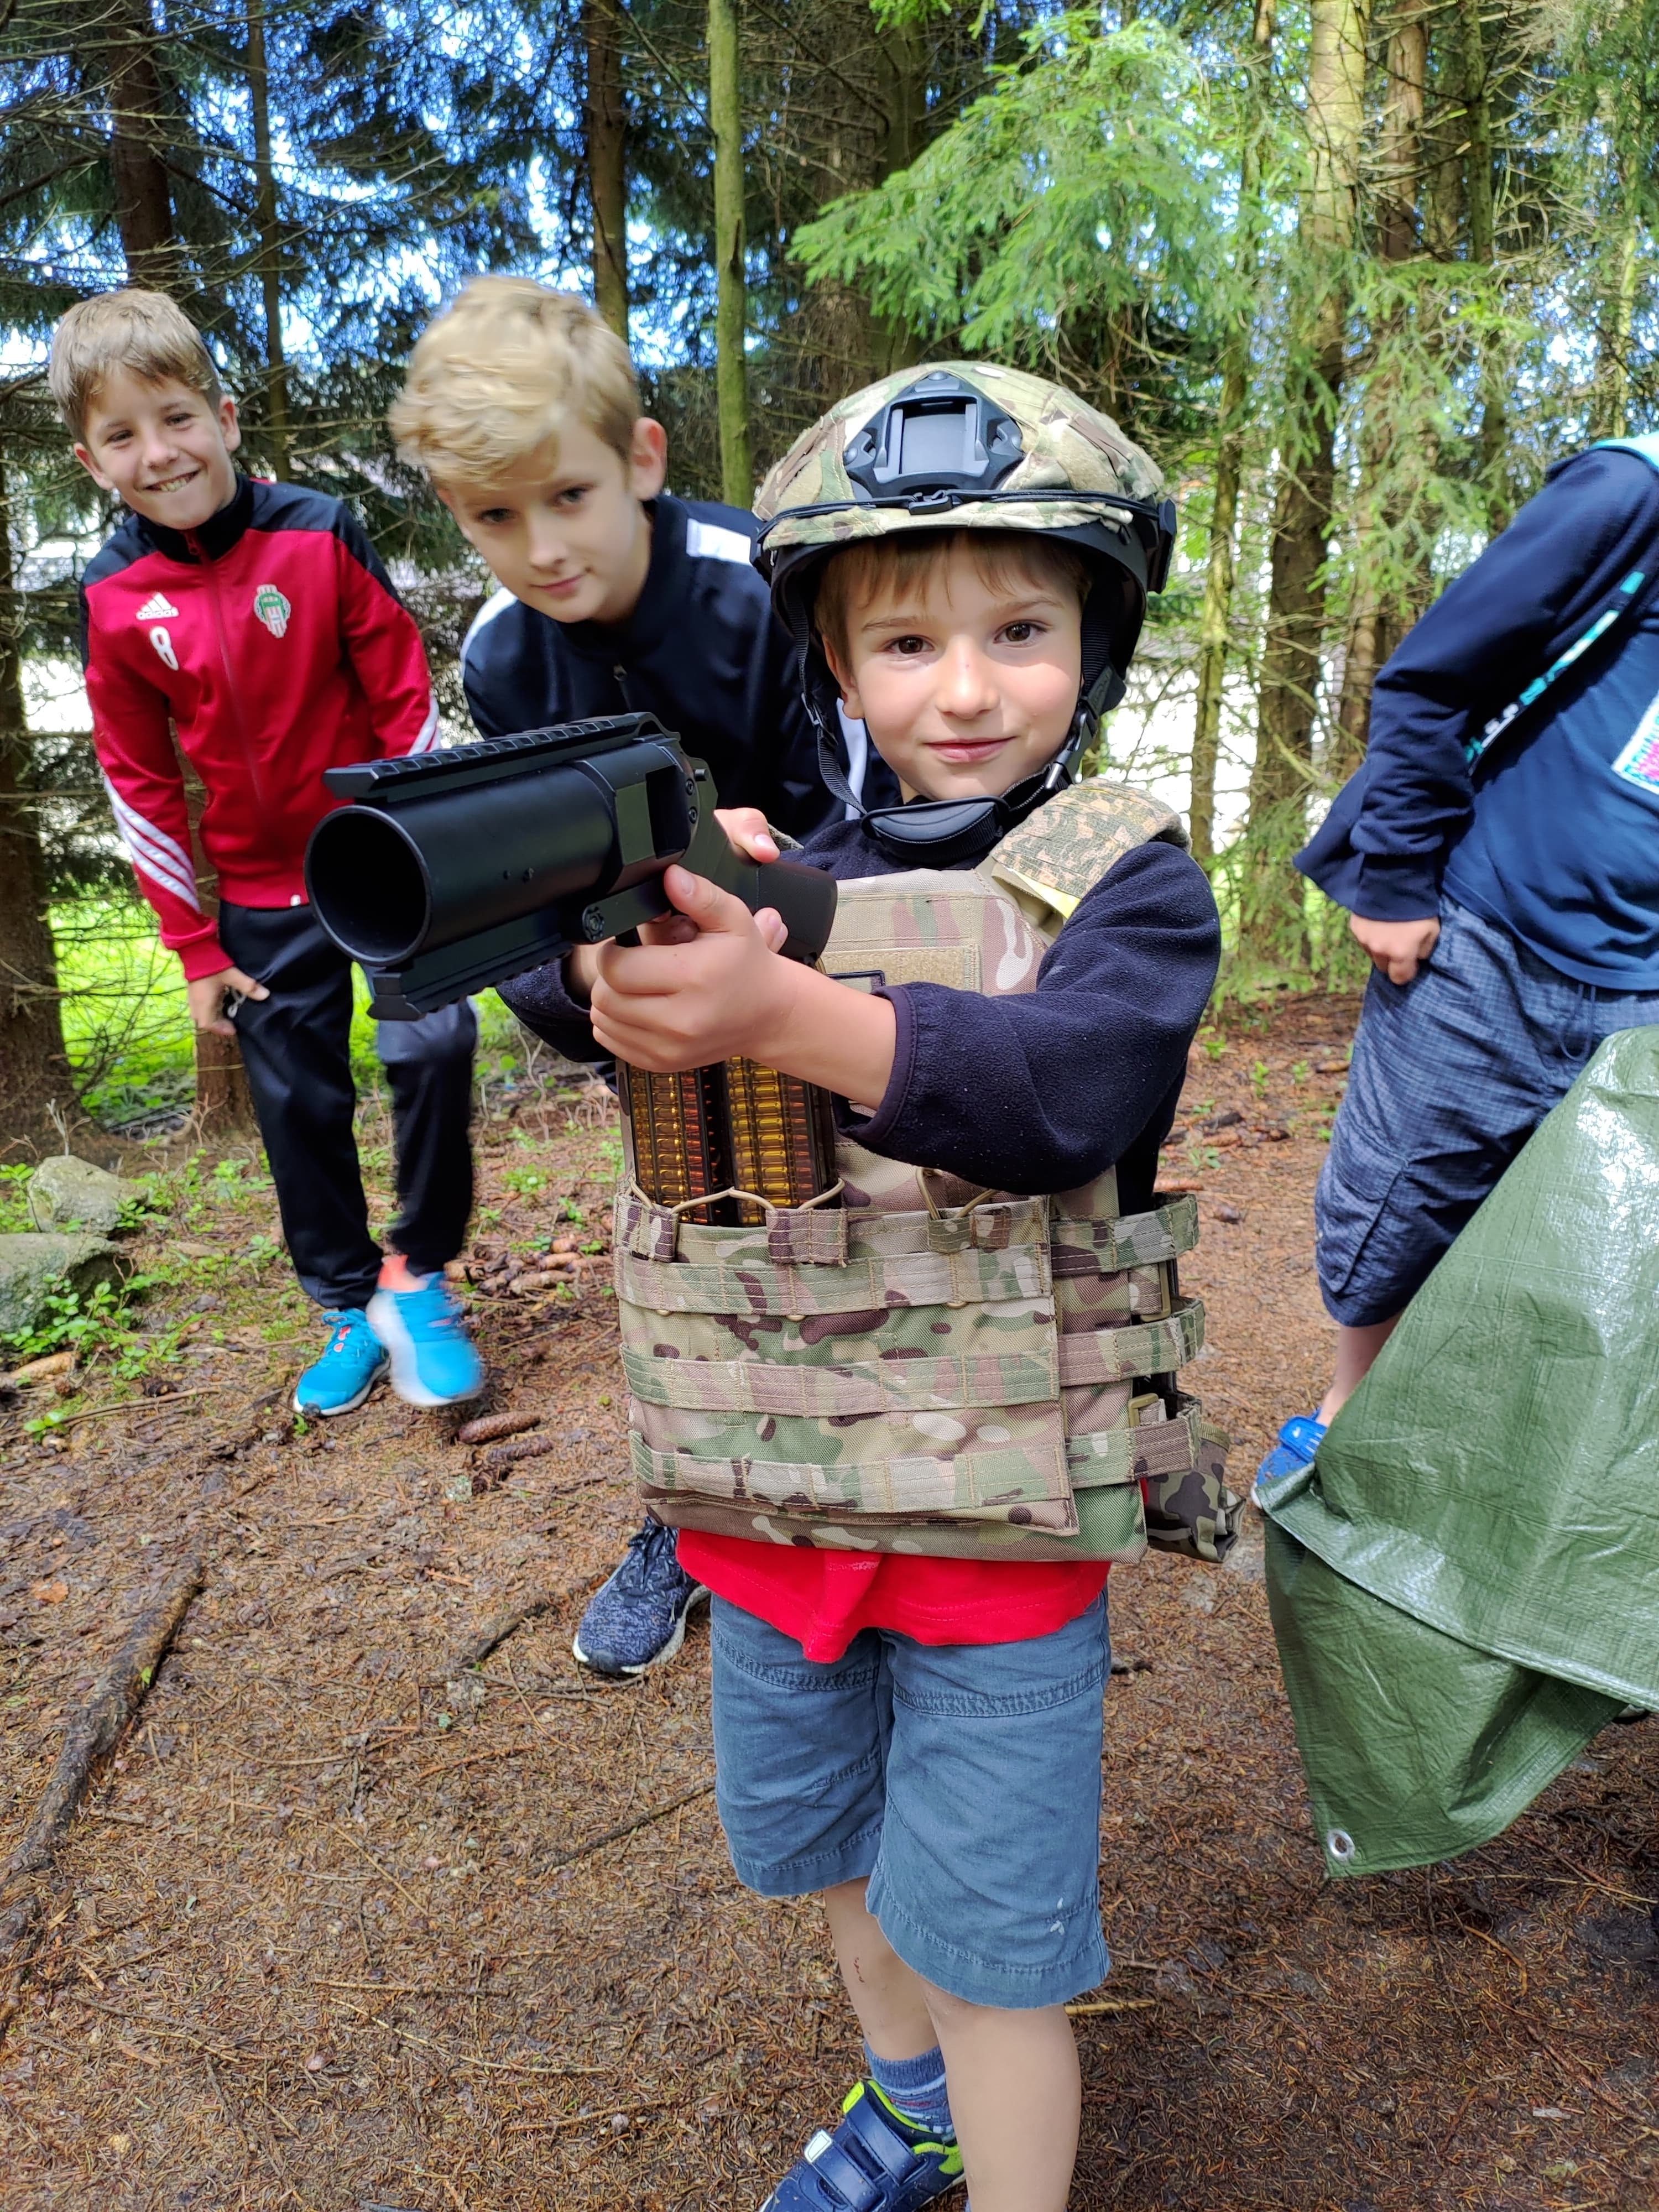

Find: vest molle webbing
[614,779,1239,1564]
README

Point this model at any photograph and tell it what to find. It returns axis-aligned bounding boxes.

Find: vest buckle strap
[1057,1296,1206,1388]
[622,1187,682,1261]
[768,1201,850,1266]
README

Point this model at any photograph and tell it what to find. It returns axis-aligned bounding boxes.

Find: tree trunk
[1459,0,1507,528]
[1333,0,1426,773]
[869,15,926,377]
[1589,127,1640,442]
[708,0,750,503]
[246,0,290,478]
[90,6,247,1137]
[0,427,72,1162]
[1376,4,1426,265]
[82,0,177,291]
[1189,385,1243,867]
[1241,0,1368,965]
[585,0,629,343]
[1190,0,1275,864]
[179,761,257,1141]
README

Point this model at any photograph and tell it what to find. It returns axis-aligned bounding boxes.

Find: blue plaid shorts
[1316,899,1659,1326]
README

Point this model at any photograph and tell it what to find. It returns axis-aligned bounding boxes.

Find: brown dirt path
[1,1004,1656,2210]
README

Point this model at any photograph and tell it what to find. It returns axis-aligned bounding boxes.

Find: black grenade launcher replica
[302,714,846,1223]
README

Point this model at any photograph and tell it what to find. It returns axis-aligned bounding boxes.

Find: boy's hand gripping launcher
[303,712,838,1019]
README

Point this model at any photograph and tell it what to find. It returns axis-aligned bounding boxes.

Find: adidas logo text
[136,592,180,621]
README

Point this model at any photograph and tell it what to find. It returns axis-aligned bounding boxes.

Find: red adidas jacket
[79,476,438,980]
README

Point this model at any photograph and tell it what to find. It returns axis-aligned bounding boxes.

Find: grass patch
[52,893,540,1129]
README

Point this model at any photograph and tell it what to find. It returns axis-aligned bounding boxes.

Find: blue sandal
[760,2080,964,2211]
[1254,1413,1327,1500]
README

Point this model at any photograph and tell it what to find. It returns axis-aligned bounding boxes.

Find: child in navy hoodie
[1259,437,1659,1482]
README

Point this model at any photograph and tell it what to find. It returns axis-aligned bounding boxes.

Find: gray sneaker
[572,1518,709,1676]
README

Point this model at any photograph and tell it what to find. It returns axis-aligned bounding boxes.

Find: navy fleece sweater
[498,815,1220,1215]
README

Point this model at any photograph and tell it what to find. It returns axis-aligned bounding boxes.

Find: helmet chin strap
[810,662,1123,860]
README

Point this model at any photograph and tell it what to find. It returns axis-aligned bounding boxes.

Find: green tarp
[1257,1025,1659,1877]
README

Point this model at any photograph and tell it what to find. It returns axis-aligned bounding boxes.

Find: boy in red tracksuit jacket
[53,288,484,1415]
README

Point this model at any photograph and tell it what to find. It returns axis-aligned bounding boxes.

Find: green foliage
[0,1164,35,1234]
[4,0,1658,1095]
[3,1275,149,1368]
[795,16,1238,439]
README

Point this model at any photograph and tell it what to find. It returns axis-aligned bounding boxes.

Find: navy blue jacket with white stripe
[1300,444,1659,921]
[461,492,890,838]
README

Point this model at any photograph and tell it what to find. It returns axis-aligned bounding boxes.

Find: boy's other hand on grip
[1349,913,1441,987]
[186,965,270,1039]
[711,805,779,864]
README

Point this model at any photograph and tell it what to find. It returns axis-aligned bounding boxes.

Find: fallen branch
[1065,1997,1158,2017]
[70,1994,250,2062]
[547,1780,716,1869]
[10,1556,202,1879]
[34,1389,229,1433]
[329,1820,434,1928]
[507,2094,686,2136]
[345,2005,606,2078]
[415,1739,541,1782]
[0,1557,201,2044]
[444,1572,604,1674]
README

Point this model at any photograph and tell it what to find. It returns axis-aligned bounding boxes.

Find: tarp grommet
[1326,1827,1356,1864]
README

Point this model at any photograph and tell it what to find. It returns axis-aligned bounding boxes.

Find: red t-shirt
[677,1531,1109,1663]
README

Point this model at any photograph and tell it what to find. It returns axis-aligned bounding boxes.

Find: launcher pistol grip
[677,778,838,965]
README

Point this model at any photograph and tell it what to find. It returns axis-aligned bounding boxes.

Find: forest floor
[2,992,1657,2211]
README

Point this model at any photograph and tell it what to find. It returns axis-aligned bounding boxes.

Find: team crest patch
[1613,697,1659,797]
[252,584,291,638]
[135,592,179,621]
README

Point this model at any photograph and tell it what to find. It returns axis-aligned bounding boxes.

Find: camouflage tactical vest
[613,779,1238,1564]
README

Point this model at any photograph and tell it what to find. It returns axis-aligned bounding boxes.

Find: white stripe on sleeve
[404,689,440,754]
[102,776,204,911]
[686,518,756,566]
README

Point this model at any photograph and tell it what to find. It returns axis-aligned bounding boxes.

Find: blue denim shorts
[709,1594,1112,2010]
[1316,899,1659,1326]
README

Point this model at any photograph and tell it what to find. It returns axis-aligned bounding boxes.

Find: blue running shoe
[1254,1413,1327,1502]
[366,1258,486,1408]
[572,1517,708,1677]
[761,2081,964,2212]
[294,1308,388,1417]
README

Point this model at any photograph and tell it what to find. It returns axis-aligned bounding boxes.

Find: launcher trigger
[576,880,676,942]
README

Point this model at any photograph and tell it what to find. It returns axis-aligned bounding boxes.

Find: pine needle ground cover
[1,1001,1656,2210]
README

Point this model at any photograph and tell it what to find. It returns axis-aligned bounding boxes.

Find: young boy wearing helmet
[501,367,1221,2212]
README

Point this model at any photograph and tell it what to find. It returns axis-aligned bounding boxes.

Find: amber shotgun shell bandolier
[612,779,1238,1564]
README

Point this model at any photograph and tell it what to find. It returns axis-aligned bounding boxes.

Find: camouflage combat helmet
[754,364,1176,861]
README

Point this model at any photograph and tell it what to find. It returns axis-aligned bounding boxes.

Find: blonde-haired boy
[394,275,885,1677]
[58,286,485,1416]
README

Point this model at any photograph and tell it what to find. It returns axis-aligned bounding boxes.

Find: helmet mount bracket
[843,371,1024,507]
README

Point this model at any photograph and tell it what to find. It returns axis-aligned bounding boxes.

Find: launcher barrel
[304,712,836,1018]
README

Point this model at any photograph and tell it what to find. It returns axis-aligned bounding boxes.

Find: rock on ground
[0,1234,131,1339]
[26,1156,134,1237]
